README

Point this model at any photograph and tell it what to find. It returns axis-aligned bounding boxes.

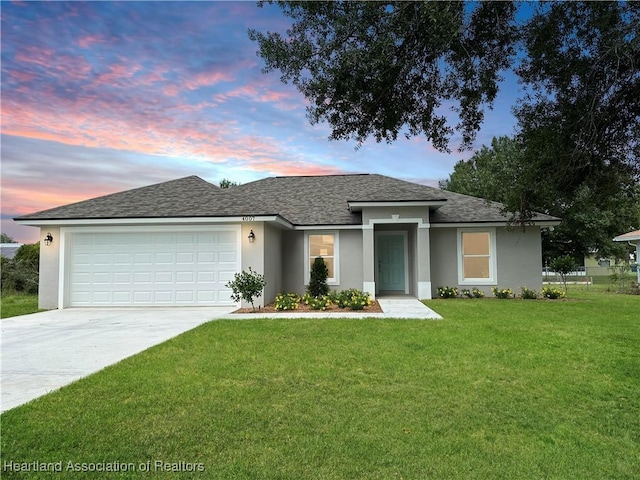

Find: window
[457,229,496,285]
[305,232,339,284]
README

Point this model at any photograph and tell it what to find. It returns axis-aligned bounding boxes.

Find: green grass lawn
[0,293,41,318]
[1,289,638,479]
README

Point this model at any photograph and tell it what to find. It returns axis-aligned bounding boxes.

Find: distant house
[613,230,640,283]
[0,243,23,260]
[14,174,560,309]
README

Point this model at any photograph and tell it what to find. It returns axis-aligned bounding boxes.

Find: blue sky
[1,1,523,243]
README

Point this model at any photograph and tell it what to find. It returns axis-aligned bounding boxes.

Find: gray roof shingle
[15,174,559,225]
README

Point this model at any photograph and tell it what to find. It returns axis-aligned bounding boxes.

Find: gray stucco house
[15,174,559,309]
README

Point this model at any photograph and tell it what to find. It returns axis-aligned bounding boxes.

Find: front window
[305,232,339,284]
[458,229,496,285]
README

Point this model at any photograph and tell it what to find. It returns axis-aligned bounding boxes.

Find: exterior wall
[496,227,543,291]
[429,228,458,294]
[241,222,265,308]
[263,223,282,303]
[430,226,543,296]
[281,229,364,295]
[281,230,305,295]
[336,229,364,291]
[38,227,61,309]
[362,206,429,226]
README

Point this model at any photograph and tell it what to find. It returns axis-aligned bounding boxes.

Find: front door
[377,234,406,292]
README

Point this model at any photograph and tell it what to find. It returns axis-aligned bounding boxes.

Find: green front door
[377,234,405,292]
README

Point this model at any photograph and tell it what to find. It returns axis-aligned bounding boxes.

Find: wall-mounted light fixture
[44,232,53,246]
[248,229,256,243]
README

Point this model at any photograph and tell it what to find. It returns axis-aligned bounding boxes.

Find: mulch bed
[233,300,383,314]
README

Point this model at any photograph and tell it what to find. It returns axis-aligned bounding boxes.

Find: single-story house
[15,174,559,309]
[613,229,640,283]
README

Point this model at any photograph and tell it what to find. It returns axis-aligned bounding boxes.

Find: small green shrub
[274,292,300,311]
[226,267,266,311]
[541,286,566,299]
[491,287,514,299]
[307,295,330,311]
[308,257,329,297]
[520,286,538,300]
[436,286,459,298]
[461,287,485,298]
[344,289,371,310]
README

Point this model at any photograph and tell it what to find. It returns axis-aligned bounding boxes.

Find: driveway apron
[1,307,232,412]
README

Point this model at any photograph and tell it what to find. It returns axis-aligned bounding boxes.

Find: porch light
[44,232,53,246]
[248,229,256,243]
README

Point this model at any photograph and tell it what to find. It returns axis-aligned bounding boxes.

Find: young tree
[307,256,329,297]
[550,255,578,294]
[226,267,266,311]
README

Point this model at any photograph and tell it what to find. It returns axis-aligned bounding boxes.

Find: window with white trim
[457,229,497,285]
[305,232,339,284]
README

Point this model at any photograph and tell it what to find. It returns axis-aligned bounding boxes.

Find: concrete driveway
[1,307,233,413]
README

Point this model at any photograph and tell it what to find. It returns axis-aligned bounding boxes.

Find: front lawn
[1,290,638,479]
[0,293,41,318]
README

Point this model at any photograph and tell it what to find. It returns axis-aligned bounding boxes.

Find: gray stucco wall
[496,227,543,291]
[281,229,364,295]
[263,223,282,303]
[38,227,60,309]
[429,226,543,296]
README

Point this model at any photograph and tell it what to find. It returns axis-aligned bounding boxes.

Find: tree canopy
[249,1,517,151]
[251,1,640,258]
[442,135,640,261]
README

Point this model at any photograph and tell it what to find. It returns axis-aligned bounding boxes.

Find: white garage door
[68,229,240,306]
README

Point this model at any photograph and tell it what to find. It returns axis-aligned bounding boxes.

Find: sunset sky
[1,1,522,243]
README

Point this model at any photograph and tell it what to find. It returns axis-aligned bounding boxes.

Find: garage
[66,228,240,306]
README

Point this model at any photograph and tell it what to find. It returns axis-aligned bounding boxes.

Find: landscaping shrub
[0,243,40,294]
[520,286,538,299]
[306,294,330,311]
[342,289,371,310]
[226,267,266,311]
[436,286,459,298]
[274,292,300,311]
[541,286,567,299]
[308,256,329,297]
[491,287,514,299]
[461,287,485,298]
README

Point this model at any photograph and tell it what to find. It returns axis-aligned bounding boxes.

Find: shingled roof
[15,174,559,225]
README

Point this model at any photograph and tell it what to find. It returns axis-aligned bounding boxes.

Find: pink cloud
[183,70,233,90]
[76,34,105,49]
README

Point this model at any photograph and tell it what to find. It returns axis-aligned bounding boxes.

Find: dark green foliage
[226,267,267,311]
[0,233,17,243]
[219,178,240,188]
[255,1,639,260]
[514,1,640,233]
[1,243,39,294]
[250,1,517,151]
[307,256,329,297]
